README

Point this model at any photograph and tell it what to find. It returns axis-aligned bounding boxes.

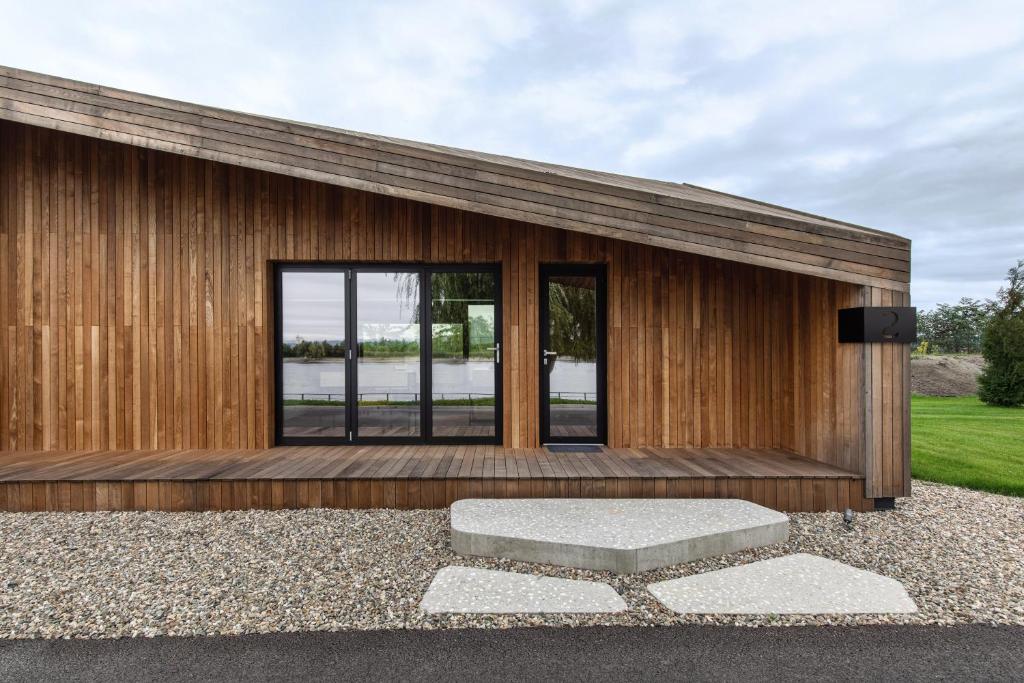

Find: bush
[978,260,1024,407]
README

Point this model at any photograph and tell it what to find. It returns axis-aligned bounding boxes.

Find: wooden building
[0,66,911,513]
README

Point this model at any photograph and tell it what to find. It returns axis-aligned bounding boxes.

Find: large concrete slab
[419,566,627,614]
[648,553,918,615]
[450,499,789,573]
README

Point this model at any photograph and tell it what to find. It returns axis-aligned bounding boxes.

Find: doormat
[545,444,604,453]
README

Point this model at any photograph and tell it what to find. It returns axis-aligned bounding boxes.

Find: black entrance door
[539,264,607,444]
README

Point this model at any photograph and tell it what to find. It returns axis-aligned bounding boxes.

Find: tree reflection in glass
[357,272,421,437]
[547,276,598,438]
[430,272,497,437]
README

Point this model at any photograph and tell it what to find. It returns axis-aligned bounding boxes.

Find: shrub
[978,260,1024,407]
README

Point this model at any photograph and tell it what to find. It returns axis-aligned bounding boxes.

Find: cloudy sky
[2,0,1021,309]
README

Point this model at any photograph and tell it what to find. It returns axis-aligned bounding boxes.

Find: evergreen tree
[978,260,1024,407]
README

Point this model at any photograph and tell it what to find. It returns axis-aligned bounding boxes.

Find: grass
[912,395,1024,497]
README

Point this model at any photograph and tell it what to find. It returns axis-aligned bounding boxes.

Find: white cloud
[626,0,893,62]
[622,93,761,166]
[886,1,1024,62]
[906,107,1019,147]
[799,149,882,173]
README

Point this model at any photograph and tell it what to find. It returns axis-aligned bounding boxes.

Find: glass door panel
[279,271,347,438]
[356,271,421,438]
[278,264,501,445]
[540,266,606,443]
[430,271,498,438]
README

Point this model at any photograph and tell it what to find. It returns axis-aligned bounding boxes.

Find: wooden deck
[0,446,872,513]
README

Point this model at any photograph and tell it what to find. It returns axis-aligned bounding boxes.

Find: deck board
[0,446,871,513]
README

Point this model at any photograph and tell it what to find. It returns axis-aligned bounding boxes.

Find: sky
[282,271,421,342]
[2,0,1022,310]
[282,270,495,345]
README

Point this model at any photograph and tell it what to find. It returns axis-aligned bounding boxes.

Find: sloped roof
[0,65,909,290]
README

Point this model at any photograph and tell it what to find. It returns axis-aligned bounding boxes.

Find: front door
[539,264,607,444]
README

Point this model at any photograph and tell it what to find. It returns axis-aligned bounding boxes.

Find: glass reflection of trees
[549,278,598,362]
[282,338,346,360]
[395,272,496,359]
[431,272,495,359]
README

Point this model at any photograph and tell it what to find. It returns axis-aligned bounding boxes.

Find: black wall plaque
[838,307,917,343]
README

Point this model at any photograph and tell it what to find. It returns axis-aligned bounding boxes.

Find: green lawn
[912,395,1024,496]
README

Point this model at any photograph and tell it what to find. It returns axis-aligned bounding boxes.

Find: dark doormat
[545,444,604,453]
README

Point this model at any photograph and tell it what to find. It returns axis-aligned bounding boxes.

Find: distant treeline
[282,333,491,360]
[917,298,991,354]
[282,338,420,359]
[281,339,347,360]
[918,260,1023,407]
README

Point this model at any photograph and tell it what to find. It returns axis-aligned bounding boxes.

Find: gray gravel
[1,480,1022,639]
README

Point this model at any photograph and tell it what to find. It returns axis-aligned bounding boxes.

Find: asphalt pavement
[1,624,1022,682]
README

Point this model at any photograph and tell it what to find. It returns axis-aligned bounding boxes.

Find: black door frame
[538,263,607,444]
[274,262,502,446]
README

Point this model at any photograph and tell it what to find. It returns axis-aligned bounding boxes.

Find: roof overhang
[0,65,910,291]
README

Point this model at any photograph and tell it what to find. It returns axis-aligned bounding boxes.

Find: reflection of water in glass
[546,357,598,402]
[282,358,597,398]
[280,271,347,436]
[355,272,421,436]
[547,355,598,438]
[282,356,597,438]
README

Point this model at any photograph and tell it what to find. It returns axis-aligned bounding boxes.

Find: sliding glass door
[355,271,422,438]
[279,270,348,439]
[429,270,499,439]
[275,264,501,445]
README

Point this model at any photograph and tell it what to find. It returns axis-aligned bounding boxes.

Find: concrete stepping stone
[419,566,627,614]
[451,499,789,573]
[648,553,918,615]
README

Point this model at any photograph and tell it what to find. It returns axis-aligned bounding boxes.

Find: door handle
[542,349,557,365]
[487,342,501,364]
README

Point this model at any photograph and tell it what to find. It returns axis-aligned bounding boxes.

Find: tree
[305,340,326,361]
[917,298,989,353]
[978,260,1024,407]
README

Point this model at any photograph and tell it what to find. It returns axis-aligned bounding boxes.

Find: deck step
[450,498,789,573]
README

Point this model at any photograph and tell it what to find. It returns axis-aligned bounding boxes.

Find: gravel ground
[1,480,1022,639]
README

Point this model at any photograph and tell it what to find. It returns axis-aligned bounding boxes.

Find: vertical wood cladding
[0,121,909,491]
[862,286,913,498]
